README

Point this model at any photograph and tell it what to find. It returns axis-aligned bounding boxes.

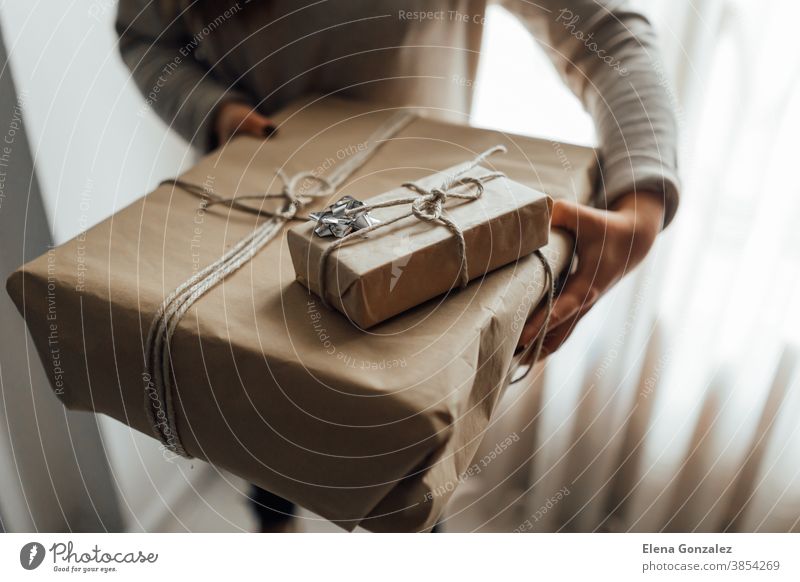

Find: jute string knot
[182,167,337,221]
[409,185,448,221]
[275,169,336,217]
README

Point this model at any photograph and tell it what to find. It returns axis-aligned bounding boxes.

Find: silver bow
[308,196,381,238]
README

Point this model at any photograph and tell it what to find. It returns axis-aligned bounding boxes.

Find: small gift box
[288,153,554,328]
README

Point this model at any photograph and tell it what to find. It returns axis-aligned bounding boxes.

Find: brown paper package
[6,96,597,532]
[288,165,554,328]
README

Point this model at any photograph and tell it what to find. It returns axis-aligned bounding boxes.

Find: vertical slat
[600,322,666,531]
[0,23,123,532]
[721,347,798,531]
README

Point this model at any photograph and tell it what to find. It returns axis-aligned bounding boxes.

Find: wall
[0,1,205,531]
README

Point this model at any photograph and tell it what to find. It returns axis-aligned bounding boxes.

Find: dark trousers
[250,485,295,530]
[249,485,442,531]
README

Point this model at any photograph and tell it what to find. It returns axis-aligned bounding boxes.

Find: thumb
[551,198,606,235]
[550,198,583,233]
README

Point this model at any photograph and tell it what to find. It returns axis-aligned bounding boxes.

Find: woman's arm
[116,0,263,150]
[501,0,680,351]
[503,0,680,224]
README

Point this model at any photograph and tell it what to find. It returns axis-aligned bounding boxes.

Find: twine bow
[162,168,337,223]
[316,145,507,308]
[145,110,416,457]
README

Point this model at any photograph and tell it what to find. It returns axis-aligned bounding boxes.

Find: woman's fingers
[517,261,596,348]
[517,200,604,348]
[235,110,277,138]
[540,305,593,358]
[517,302,588,369]
[517,194,665,357]
[215,101,277,144]
[518,301,548,348]
[551,197,608,234]
[550,198,583,232]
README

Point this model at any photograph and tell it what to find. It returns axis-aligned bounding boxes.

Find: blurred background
[1,0,798,532]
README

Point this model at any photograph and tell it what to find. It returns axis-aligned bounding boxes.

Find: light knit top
[116,0,679,224]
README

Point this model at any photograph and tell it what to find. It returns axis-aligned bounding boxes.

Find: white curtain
[447,0,800,532]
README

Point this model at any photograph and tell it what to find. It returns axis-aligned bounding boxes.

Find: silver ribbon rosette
[308,196,381,238]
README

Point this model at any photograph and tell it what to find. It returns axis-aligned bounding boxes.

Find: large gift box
[6,96,597,531]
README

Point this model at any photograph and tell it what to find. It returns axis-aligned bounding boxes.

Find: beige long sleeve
[501,0,680,225]
[117,0,679,225]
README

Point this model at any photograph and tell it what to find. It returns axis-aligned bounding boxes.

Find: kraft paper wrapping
[288,165,553,328]
[6,96,597,532]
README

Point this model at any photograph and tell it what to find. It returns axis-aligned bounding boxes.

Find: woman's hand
[518,191,666,356]
[213,101,277,145]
